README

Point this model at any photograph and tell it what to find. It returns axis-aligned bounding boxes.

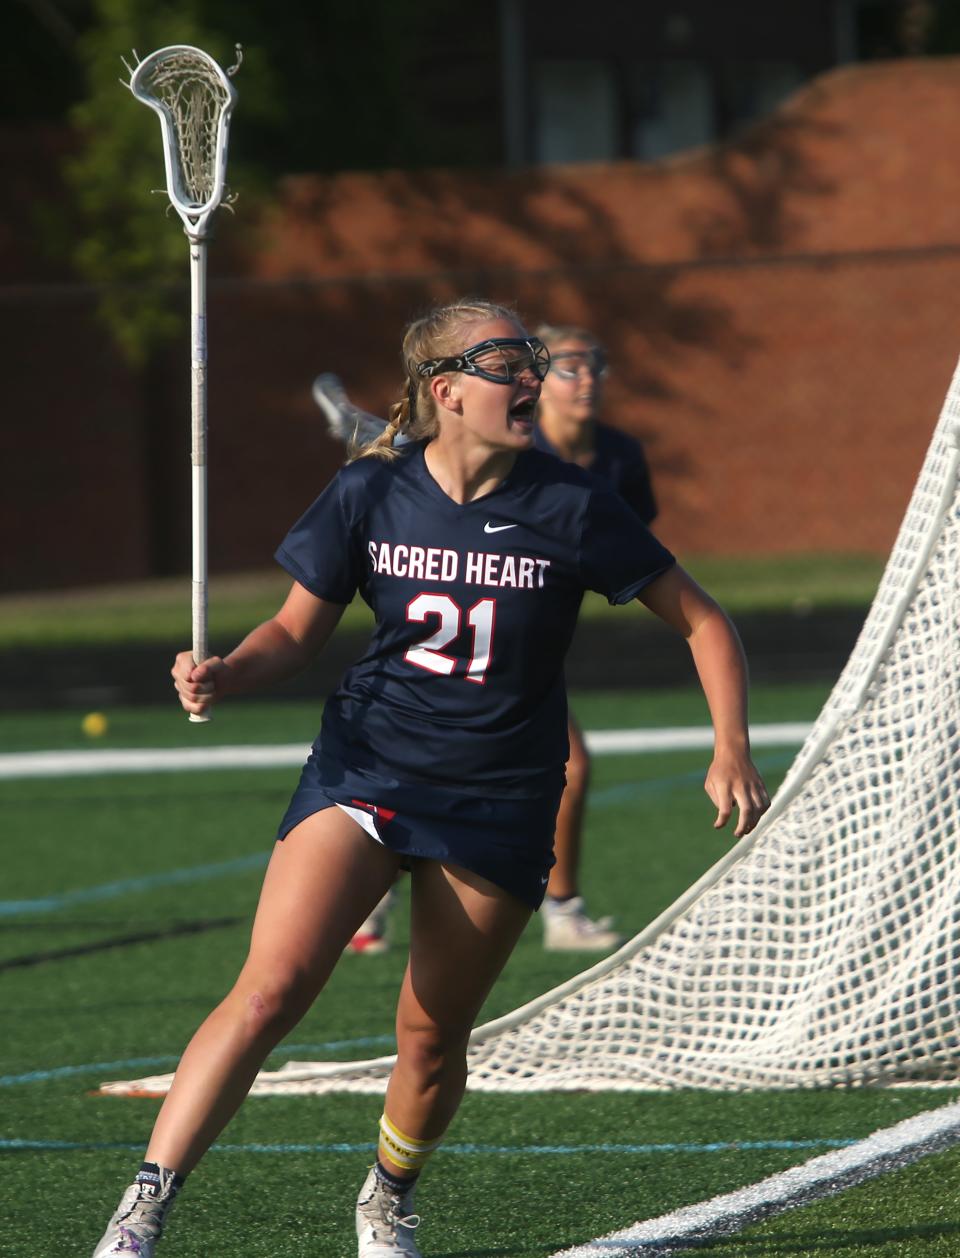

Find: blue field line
[0,853,268,918]
[0,1136,856,1156]
[591,771,705,806]
[277,1037,396,1056]
[590,751,794,808]
[1,754,795,920]
[0,1037,396,1089]
[0,1057,178,1088]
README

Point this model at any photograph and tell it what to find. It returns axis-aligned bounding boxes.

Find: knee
[396,1020,468,1089]
[232,970,313,1042]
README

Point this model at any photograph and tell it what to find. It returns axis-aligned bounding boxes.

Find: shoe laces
[362,1182,420,1243]
[117,1172,177,1240]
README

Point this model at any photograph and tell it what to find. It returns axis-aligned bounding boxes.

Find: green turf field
[2,685,958,1257]
[0,553,883,648]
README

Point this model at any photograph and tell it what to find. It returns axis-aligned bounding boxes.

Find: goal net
[101,358,960,1097]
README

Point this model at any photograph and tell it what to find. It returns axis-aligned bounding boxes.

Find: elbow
[688,602,746,663]
[686,594,730,643]
[273,617,316,665]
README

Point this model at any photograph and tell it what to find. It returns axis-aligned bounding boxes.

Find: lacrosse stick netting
[126,44,238,240]
[126,46,238,716]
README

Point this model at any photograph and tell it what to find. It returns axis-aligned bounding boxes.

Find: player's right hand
[171,651,229,717]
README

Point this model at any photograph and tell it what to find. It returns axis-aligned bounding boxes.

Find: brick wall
[5,58,960,591]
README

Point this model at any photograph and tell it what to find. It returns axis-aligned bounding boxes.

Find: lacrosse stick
[125,44,239,721]
[312,373,391,447]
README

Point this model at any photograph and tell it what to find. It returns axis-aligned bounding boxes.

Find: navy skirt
[276,746,565,910]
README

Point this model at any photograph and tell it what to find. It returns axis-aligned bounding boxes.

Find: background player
[533,323,658,949]
[91,299,769,1258]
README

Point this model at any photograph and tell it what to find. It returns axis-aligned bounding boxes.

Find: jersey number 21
[404,594,496,685]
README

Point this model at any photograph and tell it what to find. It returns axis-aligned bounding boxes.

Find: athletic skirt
[276,745,565,910]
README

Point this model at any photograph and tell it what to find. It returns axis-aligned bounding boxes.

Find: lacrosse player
[313,324,660,954]
[92,299,768,1258]
[533,323,659,950]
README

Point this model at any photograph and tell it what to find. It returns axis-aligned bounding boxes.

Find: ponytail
[350,379,424,462]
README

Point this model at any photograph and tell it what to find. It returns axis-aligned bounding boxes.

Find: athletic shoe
[312,373,389,447]
[542,895,623,952]
[91,1173,178,1257]
[346,888,396,955]
[356,1166,421,1258]
[348,930,390,955]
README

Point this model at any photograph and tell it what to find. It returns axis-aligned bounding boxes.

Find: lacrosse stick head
[312,374,391,447]
[128,44,238,240]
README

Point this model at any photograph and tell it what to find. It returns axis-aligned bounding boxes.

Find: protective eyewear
[416,337,551,385]
[549,348,608,380]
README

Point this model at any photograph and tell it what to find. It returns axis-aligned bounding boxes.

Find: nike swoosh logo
[484,522,517,533]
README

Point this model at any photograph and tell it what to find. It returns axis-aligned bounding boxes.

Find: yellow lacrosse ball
[81,712,109,738]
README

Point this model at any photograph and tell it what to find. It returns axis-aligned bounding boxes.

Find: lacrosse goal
[102,356,960,1097]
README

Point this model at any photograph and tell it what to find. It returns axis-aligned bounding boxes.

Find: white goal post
[101,354,960,1097]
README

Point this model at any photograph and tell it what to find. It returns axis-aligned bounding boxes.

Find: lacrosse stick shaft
[125,45,239,726]
[189,237,211,723]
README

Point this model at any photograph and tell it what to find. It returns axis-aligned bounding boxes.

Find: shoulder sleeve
[274,471,363,604]
[579,484,675,604]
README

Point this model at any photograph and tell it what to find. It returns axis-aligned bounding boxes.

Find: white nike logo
[484,522,517,533]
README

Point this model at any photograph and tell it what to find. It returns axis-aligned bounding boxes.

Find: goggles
[416,336,551,385]
[549,347,608,380]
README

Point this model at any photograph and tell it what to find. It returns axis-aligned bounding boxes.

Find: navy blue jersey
[534,422,658,524]
[276,442,674,796]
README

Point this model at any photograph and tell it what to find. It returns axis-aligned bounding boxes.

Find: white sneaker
[542,895,623,952]
[312,373,389,447]
[92,1173,178,1257]
[356,1166,421,1258]
[346,888,396,955]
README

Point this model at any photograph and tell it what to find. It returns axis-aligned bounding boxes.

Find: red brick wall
[5,59,960,590]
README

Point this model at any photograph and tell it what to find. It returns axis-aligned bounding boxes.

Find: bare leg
[378,861,531,1166]
[348,874,403,954]
[542,716,621,951]
[546,713,591,899]
[146,810,402,1174]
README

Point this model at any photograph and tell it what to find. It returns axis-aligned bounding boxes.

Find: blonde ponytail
[350,380,421,462]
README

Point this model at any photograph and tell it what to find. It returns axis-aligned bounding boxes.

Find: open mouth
[509,397,537,422]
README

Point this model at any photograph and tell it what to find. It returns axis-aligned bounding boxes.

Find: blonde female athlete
[315,324,659,952]
[91,299,769,1258]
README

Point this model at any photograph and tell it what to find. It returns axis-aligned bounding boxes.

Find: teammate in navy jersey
[533,328,656,524]
[533,322,660,950]
[91,299,769,1258]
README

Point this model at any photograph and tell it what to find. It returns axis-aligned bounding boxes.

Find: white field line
[0,723,811,781]
[550,1098,960,1257]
